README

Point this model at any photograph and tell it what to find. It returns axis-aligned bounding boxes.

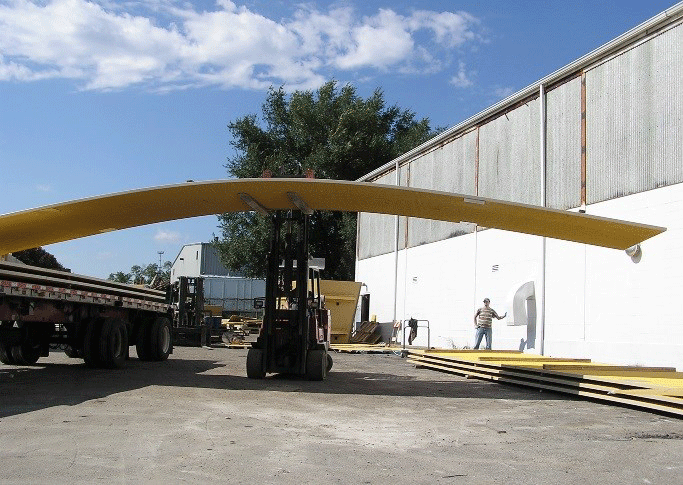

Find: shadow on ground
[0,348,576,419]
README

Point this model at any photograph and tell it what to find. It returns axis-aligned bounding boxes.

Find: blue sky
[0,0,678,278]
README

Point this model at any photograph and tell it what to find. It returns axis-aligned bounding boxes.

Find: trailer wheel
[135,320,152,361]
[149,317,172,361]
[0,343,15,365]
[0,345,13,365]
[10,343,41,365]
[99,318,128,369]
[0,322,16,365]
[306,349,327,381]
[246,348,265,379]
[64,345,81,358]
[82,318,103,368]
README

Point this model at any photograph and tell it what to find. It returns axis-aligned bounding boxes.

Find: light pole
[157,251,164,275]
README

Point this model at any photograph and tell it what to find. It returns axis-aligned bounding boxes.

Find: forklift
[246,210,333,380]
[169,276,210,347]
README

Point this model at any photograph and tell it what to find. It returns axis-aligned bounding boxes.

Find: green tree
[13,247,67,271]
[108,261,171,285]
[217,81,440,280]
[108,271,132,283]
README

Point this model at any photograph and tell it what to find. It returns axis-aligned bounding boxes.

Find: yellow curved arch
[0,178,665,254]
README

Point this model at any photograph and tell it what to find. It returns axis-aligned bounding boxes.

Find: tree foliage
[217,81,439,280]
[13,247,67,271]
[108,261,172,285]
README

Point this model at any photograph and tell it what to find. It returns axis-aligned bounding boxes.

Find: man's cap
[483,298,490,303]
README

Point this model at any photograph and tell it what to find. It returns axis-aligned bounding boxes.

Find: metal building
[170,242,233,282]
[355,4,683,369]
[171,242,266,316]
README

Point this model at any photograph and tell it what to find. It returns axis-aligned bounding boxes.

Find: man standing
[473,298,506,350]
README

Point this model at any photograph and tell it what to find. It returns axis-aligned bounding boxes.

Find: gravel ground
[1,346,682,484]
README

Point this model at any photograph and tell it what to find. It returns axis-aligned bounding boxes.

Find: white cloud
[154,229,181,243]
[0,0,483,91]
[494,86,516,100]
[449,61,473,88]
[332,9,415,70]
[407,10,479,47]
[35,184,51,192]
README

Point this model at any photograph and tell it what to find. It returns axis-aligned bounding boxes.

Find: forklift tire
[306,349,327,381]
[10,343,41,365]
[98,318,128,369]
[246,348,265,379]
[326,352,333,373]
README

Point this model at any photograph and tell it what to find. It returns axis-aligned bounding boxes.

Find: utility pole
[157,251,164,275]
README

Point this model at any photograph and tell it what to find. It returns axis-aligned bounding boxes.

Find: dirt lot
[1,346,682,484]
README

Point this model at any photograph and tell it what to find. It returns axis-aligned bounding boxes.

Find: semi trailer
[0,259,175,368]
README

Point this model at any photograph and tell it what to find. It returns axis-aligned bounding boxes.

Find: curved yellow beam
[0,178,665,254]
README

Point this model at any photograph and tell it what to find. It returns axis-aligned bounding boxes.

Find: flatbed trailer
[0,260,174,368]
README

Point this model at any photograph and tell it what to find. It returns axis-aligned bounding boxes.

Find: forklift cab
[247,210,332,380]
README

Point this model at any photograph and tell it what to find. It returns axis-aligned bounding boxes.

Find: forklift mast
[265,210,310,375]
[172,276,204,328]
[247,210,332,380]
[170,276,209,346]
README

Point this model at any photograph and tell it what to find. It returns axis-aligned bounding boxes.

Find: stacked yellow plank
[330,343,398,354]
[407,349,683,417]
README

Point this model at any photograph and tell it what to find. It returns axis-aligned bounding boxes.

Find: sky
[0,0,679,278]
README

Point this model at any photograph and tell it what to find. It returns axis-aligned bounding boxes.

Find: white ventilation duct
[506,281,536,326]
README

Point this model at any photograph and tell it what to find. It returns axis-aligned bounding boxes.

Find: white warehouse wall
[171,243,203,283]
[355,182,683,369]
[546,182,683,368]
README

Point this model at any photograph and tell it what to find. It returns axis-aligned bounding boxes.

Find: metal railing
[402,319,430,349]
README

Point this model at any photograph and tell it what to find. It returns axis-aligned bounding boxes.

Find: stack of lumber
[407,349,683,417]
[222,315,262,333]
[349,321,382,344]
[331,343,396,354]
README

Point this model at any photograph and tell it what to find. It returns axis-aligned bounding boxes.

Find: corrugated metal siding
[407,130,478,247]
[587,23,683,204]
[478,99,542,205]
[203,276,266,312]
[546,77,582,210]
[200,243,231,276]
[357,171,402,260]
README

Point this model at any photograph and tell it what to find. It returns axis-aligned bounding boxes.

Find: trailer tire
[246,348,265,379]
[64,345,81,358]
[135,321,152,361]
[10,342,41,365]
[0,322,16,365]
[82,318,103,368]
[149,317,172,361]
[99,318,128,369]
[306,349,327,381]
[0,343,15,365]
[326,352,333,373]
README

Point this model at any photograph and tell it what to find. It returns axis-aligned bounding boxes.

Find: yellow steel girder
[0,178,666,254]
